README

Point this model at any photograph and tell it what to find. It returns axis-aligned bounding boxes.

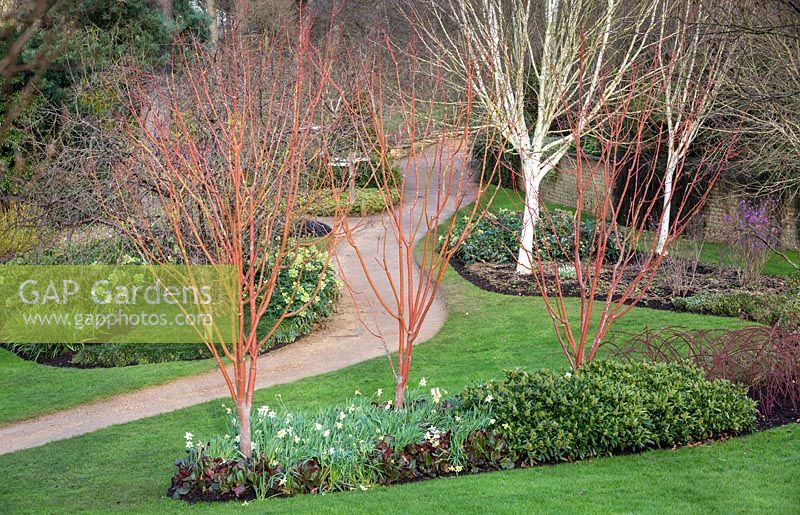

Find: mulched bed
[757,402,800,430]
[450,257,793,313]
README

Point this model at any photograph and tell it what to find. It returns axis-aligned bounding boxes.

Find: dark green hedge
[5,242,340,367]
[461,360,756,465]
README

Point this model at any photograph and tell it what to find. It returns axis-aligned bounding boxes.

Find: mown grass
[2,264,792,514]
[0,348,217,426]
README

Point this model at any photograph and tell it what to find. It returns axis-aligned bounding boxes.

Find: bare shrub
[609,325,800,419]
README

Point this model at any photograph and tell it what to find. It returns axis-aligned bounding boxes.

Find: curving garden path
[0,139,475,455]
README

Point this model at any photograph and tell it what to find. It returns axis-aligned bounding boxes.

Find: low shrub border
[302,187,400,217]
[169,361,756,502]
[3,244,341,367]
[671,291,800,330]
[448,208,621,266]
[609,325,800,424]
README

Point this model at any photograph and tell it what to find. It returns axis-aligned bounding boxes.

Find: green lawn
[2,264,793,514]
[697,241,800,277]
[0,349,217,426]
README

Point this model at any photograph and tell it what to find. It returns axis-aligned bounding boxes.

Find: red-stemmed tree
[330,39,495,408]
[527,65,734,369]
[106,22,339,457]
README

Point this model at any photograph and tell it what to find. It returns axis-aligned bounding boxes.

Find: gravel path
[0,140,474,455]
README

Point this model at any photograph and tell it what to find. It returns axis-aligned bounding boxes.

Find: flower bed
[448,208,621,265]
[446,208,799,324]
[169,361,755,502]
[302,187,400,217]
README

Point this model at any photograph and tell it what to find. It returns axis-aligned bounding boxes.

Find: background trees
[720,1,800,200]
[652,0,733,254]
[0,0,208,243]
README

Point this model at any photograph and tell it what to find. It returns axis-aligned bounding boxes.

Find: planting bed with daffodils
[170,361,756,502]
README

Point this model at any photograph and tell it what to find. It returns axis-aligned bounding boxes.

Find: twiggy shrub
[609,326,800,419]
[721,199,780,285]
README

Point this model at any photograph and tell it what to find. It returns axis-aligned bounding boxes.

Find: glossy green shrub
[451,209,522,265]
[258,247,341,335]
[461,360,755,465]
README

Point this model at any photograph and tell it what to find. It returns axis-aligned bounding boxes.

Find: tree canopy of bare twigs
[107,23,340,457]
[419,0,663,274]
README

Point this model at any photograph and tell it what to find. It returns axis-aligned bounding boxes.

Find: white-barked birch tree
[421,0,662,273]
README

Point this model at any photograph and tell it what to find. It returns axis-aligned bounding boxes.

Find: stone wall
[702,182,798,248]
[538,156,799,249]
[540,154,609,214]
